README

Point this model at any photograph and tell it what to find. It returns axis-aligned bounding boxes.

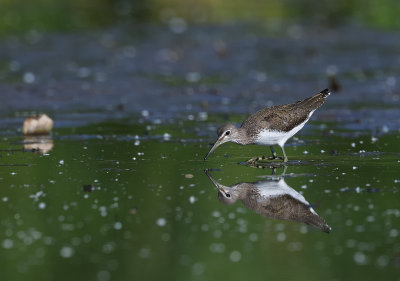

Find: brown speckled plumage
[241,89,330,136]
[207,171,331,233]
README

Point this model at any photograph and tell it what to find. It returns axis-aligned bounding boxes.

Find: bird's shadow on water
[204,169,331,233]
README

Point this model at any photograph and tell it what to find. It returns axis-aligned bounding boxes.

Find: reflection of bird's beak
[204,138,224,160]
[205,169,229,195]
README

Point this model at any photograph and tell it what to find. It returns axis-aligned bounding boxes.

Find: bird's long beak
[204,138,224,160]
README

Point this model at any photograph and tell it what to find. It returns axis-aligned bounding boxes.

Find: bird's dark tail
[295,88,331,111]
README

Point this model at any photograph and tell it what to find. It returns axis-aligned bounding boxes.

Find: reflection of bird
[204,89,330,163]
[205,170,331,233]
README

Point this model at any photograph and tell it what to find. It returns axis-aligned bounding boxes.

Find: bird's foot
[267,155,284,161]
[247,155,283,165]
[247,155,284,163]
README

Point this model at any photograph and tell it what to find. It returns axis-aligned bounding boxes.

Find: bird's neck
[235,128,252,145]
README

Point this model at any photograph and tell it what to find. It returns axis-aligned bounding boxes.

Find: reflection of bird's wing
[243,194,331,233]
[241,90,330,133]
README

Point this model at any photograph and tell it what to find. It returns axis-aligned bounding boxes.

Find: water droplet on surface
[23,72,35,83]
[114,222,122,230]
[60,246,74,258]
[353,251,367,265]
[156,218,167,227]
[189,196,196,204]
[97,270,111,281]
[229,250,242,262]
[2,239,14,249]
[276,232,286,242]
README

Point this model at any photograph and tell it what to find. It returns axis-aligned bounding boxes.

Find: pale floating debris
[156,218,167,227]
[351,142,356,148]
[192,262,205,275]
[382,125,389,133]
[2,239,14,249]
[23,72,35,83]
[2,197,8,202]
[22,114,54,136]
[389,229,398,237]
[212,211,221,217]
[163,133,171,141]
[185,72,201,83]
[249,233,258,242]
[113,222,122,230]
[371,137,378,143]
[38,202,46,209]
[352,166,357,170]
[169,17,187,34]
[141,110,149,117]
[60,246,74,258]
[59,160,64,165]
[301,185,307,189]
[353,251,367,265]
[320,149,325,153]
[376,256,389,268]
[209,242,225,253]
[134,140,140,146]
[276,232,286,242]
[10,172,16,175]
[303,150,309,154]
[198,112,208,121]
[137,152,144,155]
[185,174,194,179]
[189,196,197,204]
[138,248,151,259]
[229,250,242,262]
[132,157,136,160]
[97,270,111,281]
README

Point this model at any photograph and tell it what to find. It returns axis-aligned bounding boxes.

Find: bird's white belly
[255,110,314,147]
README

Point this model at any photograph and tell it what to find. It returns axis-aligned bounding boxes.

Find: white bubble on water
[156,218,167,227]
[138,248,151,259]
[23,72,35,83]
[114,222,122,230]
[97,270,111,281]
[229,250,242,262]
[192,262,205,275]
[389,229,398,237]
[59,160,64,165]
[276,232,286,242]
[38,202,46,209]
[60,246,74,258]
[189,196,197,204]
[2,239,14,249]
[353,251,367,265]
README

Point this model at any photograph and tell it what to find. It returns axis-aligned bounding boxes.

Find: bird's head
[204,123,239,160]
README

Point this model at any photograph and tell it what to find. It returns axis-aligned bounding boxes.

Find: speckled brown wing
[244,194,331,233]
[241,90,330,133]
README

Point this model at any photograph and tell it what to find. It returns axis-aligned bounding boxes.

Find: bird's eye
[225,130,231,136]
[226,193,231,198]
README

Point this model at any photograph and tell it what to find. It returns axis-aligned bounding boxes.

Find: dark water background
[1,1,400,281]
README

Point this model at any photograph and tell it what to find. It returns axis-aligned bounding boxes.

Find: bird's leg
[267,146,279,160]
[247,146,282,164]
[281,145,288,162]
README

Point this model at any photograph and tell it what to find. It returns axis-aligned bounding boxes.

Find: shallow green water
[0,118,399,281]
